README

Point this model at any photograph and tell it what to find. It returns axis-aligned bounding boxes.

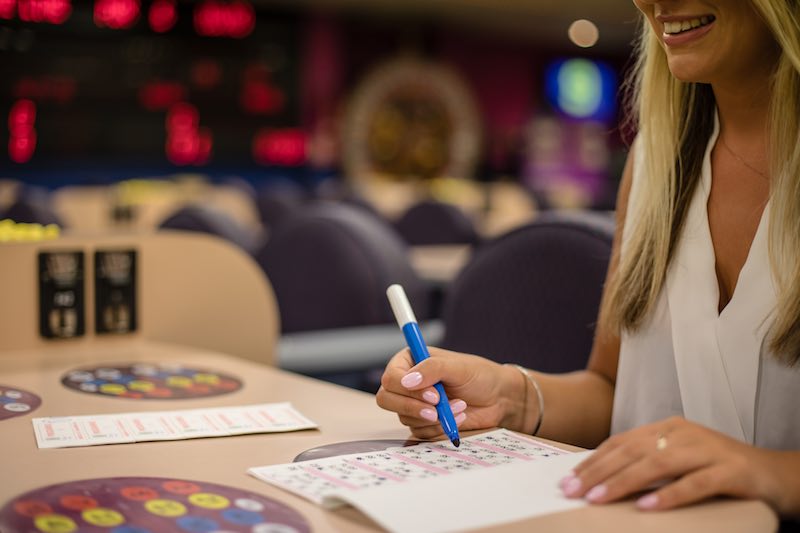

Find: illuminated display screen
[0,0,300,174]
[545,58,617,122]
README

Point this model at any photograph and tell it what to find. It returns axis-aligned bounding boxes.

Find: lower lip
[662,20,714,47]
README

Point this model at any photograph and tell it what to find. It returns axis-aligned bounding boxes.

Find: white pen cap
[386,284,417,326]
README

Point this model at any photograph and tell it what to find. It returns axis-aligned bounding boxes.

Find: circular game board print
[0,385,41,420]
[0,477,309,533]
[294,439,418,462]
[61,363,243,400]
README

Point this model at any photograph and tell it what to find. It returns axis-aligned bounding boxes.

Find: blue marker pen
[387,284,461,447]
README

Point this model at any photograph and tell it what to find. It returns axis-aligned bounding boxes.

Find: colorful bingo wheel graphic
[0,385,41,421]
[0,477,309,533]
[61,363,243,400]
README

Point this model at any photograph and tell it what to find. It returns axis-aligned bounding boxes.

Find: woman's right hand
[375,346,525,440]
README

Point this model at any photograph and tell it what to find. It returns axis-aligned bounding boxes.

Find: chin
[666,60,709,84]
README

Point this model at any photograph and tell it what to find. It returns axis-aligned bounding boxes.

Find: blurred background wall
[0,0,639,212]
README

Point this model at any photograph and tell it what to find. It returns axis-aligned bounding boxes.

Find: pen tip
[452,438,460,448]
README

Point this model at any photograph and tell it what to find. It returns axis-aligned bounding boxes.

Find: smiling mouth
[663,15,715,35]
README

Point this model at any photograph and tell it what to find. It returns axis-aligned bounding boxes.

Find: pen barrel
[401,322,430,364]
[401,322,459,442]
[433,382,458,437]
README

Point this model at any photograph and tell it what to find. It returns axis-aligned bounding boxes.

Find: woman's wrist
[759,449,800,516]
[500,363,542,435]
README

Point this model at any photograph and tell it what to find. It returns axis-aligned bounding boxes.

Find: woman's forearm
[512,369,615,449]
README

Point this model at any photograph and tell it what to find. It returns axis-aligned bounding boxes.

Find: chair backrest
[394,200,479,246]
[158,204,260,253]
[4,186,63,226]
[441,210,615,373]
[256,184,307,230]
[255,202,429,333]
[0,231,279,365]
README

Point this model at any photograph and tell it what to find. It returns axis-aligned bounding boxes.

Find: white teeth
[663,16,713,35]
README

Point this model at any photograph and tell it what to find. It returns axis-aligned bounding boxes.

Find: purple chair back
[256,185,307,230]
[255,202,429,333]
[394,200,479,246]
[441,211,614,373]
[158,204,258,253]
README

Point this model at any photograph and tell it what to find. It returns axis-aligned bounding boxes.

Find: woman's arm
[377,149,636,450]
[565,416,800,517]
[521,148,633,448]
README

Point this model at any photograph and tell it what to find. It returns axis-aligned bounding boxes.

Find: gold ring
[655,433,668,451]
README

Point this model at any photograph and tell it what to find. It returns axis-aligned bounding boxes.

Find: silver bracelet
[508,364,545,436]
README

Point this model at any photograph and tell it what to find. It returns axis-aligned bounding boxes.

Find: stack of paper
[249,429,591,533]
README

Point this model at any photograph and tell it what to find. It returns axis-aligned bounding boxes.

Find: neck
[712,67,772,145]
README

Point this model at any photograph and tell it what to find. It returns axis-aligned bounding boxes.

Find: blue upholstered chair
[440,210,615,373]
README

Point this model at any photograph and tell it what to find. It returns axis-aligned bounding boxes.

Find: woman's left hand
[561,416,799,515]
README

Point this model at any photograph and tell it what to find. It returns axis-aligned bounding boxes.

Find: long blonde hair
[602,0,800,365]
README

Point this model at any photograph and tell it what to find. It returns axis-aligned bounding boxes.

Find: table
[408,244,471,285]
[0,341,778,532]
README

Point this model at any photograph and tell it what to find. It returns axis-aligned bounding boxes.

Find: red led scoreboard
[0,0,301,172]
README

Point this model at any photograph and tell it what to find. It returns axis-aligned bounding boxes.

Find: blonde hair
[602,0,800,365]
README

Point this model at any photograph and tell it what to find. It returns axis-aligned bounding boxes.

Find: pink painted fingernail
[563,477,582,497]
[586,484,607,502]
[401,372,423,388]
[451,400,467,414]
[420,408,438,422]
[422,390,439,404]
[637,493,659,510]
[454,412,467,425]
[559,474,576,489]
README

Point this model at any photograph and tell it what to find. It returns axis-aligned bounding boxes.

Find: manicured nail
[637,493,659,510]
[454,412,467,425]
[450,400,467,414]
[558,470,575,490]
[422,390,439,404]
[420,408,438,422]
[559,473,576,489]
[585,484,607,502]
[401,372,423,388]
[563,477,582,497]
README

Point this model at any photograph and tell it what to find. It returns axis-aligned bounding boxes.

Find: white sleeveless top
[610,117,800,449]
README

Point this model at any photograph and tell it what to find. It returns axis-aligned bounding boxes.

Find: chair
[394,200,479,246]
[255,182,307,230]
[440,210,615,373]
[158,204,261,253]
[312,178,381,218]
[3,186,63,226]
[0,231,279,366]
[255,201,429,333]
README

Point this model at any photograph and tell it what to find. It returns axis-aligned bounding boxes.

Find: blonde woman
[376,0,800,517]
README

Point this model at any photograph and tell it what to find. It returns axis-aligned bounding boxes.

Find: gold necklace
[719,136,769,180]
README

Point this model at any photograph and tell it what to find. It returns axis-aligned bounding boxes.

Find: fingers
[562,418,762,512]
[574,446,709,504]
[636,465,731,511]
[400,409,468,440]
[377,347,468,414]
[375,387,467,426]
[572,417,682,476]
